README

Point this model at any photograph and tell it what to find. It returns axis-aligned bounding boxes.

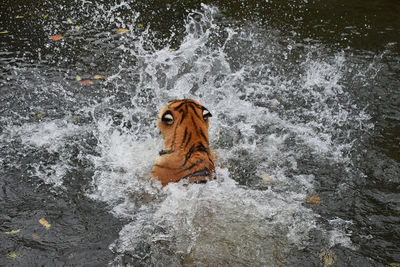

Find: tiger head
[151,99,215,186]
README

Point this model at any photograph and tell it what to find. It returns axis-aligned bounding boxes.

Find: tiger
[150,99,216,187]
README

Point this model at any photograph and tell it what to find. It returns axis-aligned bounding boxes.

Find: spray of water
[0,2,374,265]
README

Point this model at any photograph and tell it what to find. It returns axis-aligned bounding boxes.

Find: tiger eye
[202,108,212,120]
[161,111,174,125]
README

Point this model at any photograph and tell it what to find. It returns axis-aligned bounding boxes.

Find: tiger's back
[150,99,215,186]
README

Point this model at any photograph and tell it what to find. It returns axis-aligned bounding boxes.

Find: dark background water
[1,0,399,266]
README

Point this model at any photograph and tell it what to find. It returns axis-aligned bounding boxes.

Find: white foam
[87,117,161,217]
[326,217,356,249]
[13,120,85,152]
[111,168,317,264]
[2,119,89,187]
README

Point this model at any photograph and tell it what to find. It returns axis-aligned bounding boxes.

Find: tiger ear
[161,111,174,125]
[202,108,212,120]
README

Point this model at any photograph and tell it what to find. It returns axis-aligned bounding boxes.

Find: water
[1,0,399,266]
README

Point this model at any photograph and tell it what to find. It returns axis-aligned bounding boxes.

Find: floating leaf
[67,18,73,24]
[7,251,22,260]
[93,74,107,80]
[34,112,43,120]
[389,263,400,267]
[39,218,51,229]
[75,25,81,31]
[32,233,40,240]
[319,250,337,267]
[0,31,9,34]
[43,14,49,19]
[308,195,321,205]
[116,28,129,34]
[270,98,280,108]
[79,79,94,86]
[3,229,21,235]
[51,35,62,41]
[15,15,24,19]
[260,173,272,184]
[67,253,75,260]
[138,24,144,27]
[75,75,82,81]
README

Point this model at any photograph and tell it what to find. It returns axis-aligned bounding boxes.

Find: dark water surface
[1,0,399,266]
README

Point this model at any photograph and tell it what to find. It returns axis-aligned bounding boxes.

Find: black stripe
[179,160,202,173]
[190,101,203,109]
[179,109,186,124]
[181,127,188,146]
[208,156,215,166]
[191,116,199,133]
[172,100,203,111]
[159,149,174,156]
[182,167,212,180]
[184,132,192,148]
[173,101,189,110]
[188,104,202,120]
[178,105,189,124]
[181,142,210,167]
[181,144,196,166]
[194,103,203,109]
[198,129,208,144]
[196,142,208,153]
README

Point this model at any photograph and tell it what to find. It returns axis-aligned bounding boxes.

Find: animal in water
[150,99,216,186]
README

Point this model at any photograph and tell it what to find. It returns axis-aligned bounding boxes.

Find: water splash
[0,2,376,265]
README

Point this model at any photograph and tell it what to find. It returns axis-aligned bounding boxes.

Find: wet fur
[150,99,215,186]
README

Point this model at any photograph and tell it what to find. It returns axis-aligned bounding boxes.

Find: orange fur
[150,99,215,186]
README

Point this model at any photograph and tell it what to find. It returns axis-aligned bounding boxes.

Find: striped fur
[150,99,215,186]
